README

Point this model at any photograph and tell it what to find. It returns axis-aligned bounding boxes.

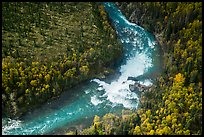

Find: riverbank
[2,2,123,118]
[78,2,202,135]
[117,2,202,135]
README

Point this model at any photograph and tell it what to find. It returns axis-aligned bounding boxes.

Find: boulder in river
[129,82,150,93]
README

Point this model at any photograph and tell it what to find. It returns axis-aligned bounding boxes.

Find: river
[2,2,162,135]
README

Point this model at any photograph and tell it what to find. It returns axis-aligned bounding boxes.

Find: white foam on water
[91,95,103,106]
[2,2,160,135]
[125,38,130,43]
[84,89,91,94]
[67,112,73,115]
[138,79,153,87]
[90,42,153,109]
[97,87,104,91]
[2,118,22,135]
[120,52,153,79]
[91,79,138,109]
[148,37,155,49]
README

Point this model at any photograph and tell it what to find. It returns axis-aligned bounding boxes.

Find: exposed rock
[127,76,139,81]
[129,82,146,92]
[129,84,138,91]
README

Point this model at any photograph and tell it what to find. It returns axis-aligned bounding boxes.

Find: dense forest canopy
[2,2,122,117]
[75,2,202,135]
[2,2,202,135]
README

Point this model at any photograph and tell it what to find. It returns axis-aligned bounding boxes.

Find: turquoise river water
[2,2,162,135]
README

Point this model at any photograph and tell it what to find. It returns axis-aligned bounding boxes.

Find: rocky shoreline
[129,81,155,95]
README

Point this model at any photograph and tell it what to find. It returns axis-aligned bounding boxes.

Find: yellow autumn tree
[79,65,89,76]
[174,73,185,83]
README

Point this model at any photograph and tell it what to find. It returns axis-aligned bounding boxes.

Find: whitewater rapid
[2,2,161,135]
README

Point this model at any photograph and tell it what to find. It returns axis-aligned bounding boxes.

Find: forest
[2,2,202,135]
[2,2,123,117]
[72,2,202,135]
